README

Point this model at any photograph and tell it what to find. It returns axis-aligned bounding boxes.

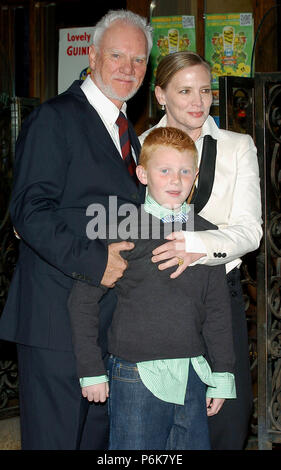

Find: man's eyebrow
[107,48,147,59]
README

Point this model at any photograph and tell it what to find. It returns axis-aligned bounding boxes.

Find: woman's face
[155,64,213,140]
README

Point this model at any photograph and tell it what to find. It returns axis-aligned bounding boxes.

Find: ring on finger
[177,257,184,266]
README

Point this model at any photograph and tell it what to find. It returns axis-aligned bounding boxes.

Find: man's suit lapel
[68,82,142,194]
[88,106,123,164]
[87,106,140,191]
[191,135,217,214]
[68,82,133,171]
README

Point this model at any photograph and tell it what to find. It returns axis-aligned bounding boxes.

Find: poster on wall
[58,27,94,94]
[150,16,196,90]
[205,13,254,92]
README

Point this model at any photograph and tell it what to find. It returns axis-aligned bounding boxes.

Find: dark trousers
[17,344,109,450]
[208,268,253,450]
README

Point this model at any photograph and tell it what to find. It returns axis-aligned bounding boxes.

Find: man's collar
[80,75,127,125]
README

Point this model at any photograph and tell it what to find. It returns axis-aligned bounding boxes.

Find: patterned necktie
[161,212,189,223]
[116,111,137,180]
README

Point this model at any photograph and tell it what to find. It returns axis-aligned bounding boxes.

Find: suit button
[222,253,227,258]
[213,253,218,257]
[217,253,222,258]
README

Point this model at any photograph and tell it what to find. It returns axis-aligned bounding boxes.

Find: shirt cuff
[79,375,108,388]
[206,372,236,399]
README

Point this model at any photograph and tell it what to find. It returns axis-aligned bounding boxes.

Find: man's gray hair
[92,9,153,58]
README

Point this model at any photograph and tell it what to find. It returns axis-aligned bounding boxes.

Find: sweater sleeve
[67,280,108,377]
[201,265,235,374]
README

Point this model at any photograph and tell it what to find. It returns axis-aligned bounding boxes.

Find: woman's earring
[161,104,165,111]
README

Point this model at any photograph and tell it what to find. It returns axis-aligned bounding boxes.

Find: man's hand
[82,382,109,403]
[101,241,134,287]
[206,397,225,416]
[151,231,205,279]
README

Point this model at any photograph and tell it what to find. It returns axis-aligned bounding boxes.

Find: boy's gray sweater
[68,211,235,378]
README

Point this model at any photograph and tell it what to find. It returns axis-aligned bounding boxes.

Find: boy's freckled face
[137,146,198,210]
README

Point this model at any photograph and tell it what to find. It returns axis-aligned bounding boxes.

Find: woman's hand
[152,231,205,279]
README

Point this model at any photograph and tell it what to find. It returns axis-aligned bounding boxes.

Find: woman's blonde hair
[155,51,211,90]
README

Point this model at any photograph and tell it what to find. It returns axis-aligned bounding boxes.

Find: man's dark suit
[0,80,145,449]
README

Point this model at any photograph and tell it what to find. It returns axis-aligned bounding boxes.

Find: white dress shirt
[81,75,136,162]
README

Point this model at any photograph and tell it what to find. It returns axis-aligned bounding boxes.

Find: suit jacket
[139,115,263,272]
[0,80,145,351]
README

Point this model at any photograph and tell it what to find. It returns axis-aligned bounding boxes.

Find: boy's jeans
[107,355,211,450]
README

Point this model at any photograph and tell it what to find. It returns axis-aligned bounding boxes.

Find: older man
[0,10,152,450]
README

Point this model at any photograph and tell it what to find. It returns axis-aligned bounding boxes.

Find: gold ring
[177,257,184,266]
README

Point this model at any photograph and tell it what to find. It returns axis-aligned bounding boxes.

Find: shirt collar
[198,115,221,141]
[144,192,190,220]
[80,75,127,126]
[158,114,220,142]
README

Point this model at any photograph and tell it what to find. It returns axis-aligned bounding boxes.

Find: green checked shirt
[80,194,236,404]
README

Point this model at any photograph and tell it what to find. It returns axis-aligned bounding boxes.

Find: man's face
[136,146,198,210]
[89,21,148,108]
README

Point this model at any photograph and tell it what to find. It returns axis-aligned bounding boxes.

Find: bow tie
[161,212,189,223]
